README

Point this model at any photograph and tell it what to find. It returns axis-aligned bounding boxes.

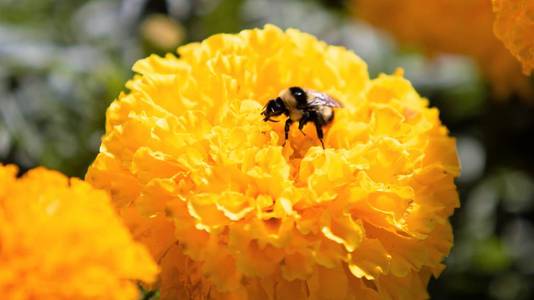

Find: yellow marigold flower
[86,25,460,299]
[492,0,534,75]
[0,165,158,300]
[354,0,532,98]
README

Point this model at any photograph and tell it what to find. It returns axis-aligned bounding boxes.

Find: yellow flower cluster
[492,0,534,75]
[354,0,532,98]
[0,165,158,300]
[87,25,460,299]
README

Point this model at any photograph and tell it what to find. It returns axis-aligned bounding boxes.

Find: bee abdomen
[319,106,334,123]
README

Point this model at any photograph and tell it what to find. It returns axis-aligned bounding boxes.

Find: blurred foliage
[0,0,533,299]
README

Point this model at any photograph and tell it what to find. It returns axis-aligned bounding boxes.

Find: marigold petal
[0,165,158,300]
[348,239,391,280]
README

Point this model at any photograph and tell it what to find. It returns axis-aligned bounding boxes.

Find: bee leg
[283,118,293,146]
[298,113,309,136]
[313,117,325,149]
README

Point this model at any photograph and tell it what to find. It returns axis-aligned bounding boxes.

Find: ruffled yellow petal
[0,165,158,300]
[87,25,460,299]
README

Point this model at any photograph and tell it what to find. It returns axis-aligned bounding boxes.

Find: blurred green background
[1,0,533,299]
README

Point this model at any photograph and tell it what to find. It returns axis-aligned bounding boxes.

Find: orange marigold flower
[354,0,532,98]
[492,0,534,75]
[0,165,158,300]
[86,25,460,299]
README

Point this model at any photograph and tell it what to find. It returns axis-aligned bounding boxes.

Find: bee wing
[307,90,343,108]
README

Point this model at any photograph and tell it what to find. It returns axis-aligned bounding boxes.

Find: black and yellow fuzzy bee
[261,87,343,148]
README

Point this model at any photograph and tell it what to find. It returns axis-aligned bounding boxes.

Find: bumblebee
[261,86,343,148]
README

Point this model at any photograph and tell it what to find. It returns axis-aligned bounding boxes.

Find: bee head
[261,97,286,122]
